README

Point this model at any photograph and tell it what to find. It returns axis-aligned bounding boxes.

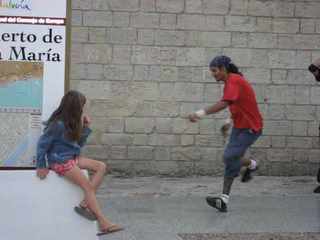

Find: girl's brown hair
[46,90,86,142]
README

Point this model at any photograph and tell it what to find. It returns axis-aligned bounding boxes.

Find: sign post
[0,0,70,167]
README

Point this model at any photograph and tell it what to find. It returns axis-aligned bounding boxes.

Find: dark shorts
[224,128,261,177]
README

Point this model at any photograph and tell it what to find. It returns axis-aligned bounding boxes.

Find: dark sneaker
[206,196,227,212]
[241,166,258,183]
[314,186,320,193]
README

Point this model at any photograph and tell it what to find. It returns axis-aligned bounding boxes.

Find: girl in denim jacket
[36,90,123,236]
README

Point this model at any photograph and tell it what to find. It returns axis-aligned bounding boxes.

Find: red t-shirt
[222,73,263,132]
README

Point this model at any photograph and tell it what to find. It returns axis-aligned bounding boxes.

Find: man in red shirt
[308,58,320,194]
[189,55,263,212]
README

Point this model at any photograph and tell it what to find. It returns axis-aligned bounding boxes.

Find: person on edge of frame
[188,55,263,212]
[308,58,320,194]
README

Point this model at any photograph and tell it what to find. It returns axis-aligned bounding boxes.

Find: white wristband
[195,109,206,118]
[224,118,232,124]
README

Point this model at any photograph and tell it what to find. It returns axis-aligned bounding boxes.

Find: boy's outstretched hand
[36,168,49,179]
[189,109,206,123]
[188,113,200,122]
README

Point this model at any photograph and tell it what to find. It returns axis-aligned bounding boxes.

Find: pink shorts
[50,158,78,176]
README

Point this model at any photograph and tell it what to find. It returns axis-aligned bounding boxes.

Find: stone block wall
[70,0,320,176]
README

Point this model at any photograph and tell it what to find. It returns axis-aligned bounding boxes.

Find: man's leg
[241,157,258,182]
[223,176,234,195]
[206,129,241,212]
[206,151,240,213]
[206,129,261,212]
[239,130,261,182]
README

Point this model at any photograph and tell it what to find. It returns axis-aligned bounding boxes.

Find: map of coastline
[0,61,43,110]
[0,61,43,167]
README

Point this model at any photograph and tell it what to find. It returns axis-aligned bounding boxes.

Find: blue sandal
[74,205,97,221]
[97,225,124,236]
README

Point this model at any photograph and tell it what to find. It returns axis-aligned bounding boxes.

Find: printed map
[0,61,43,167]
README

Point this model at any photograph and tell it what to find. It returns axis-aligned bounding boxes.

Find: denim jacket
[36,120,92,168]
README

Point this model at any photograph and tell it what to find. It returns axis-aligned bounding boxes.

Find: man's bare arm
[204,100,229,115]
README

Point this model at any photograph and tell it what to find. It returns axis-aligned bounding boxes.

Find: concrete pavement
[96,176,320,240]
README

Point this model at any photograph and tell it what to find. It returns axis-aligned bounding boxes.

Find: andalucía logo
[0,0,31,11]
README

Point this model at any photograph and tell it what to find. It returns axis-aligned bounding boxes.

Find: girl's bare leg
[77,157,108,207]
[64,165,120,231]
[78,156,108,190]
